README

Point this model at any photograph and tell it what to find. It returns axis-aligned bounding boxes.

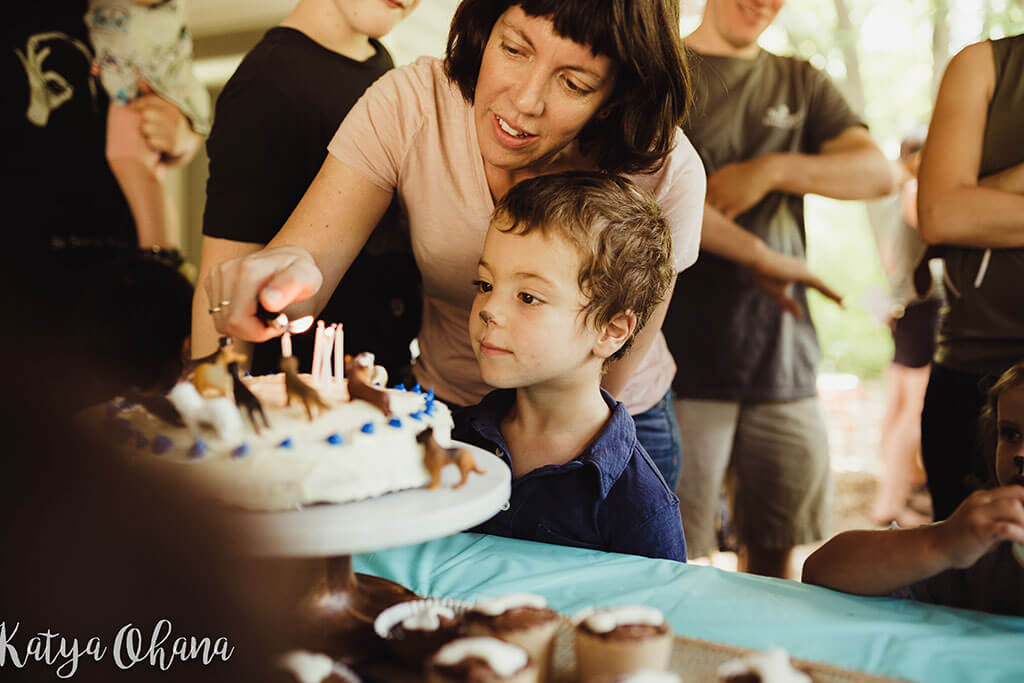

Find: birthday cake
[104,342,470,512]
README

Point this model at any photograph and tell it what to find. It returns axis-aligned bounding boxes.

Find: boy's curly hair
[492,171,675,362]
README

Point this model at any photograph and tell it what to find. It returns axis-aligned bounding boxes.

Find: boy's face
[334,0,421,40]
[995,383,1024,488]
[470,220,603,390]
[703,0,784,50]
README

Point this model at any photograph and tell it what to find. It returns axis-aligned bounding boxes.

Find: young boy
[194,0,422,380]
[453,171,686,562]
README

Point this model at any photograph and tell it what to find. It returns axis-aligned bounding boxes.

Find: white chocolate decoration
[433,637,528,676]
[717,648,811,683]
[402,604,455,631]
[277,651,334,683]
[582,605,664,633]
[473,593,547,615]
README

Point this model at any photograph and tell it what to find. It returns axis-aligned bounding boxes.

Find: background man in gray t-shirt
[664,0,894,578]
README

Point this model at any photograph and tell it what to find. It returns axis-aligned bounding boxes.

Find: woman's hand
[205,246,324,343]
[935,486,1024,569]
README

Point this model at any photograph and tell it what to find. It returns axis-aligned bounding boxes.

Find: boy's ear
[593,310,637,359]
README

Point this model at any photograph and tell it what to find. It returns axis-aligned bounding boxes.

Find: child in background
[193,0,422,380]
[803,361,1024,616]
[85,0,210,248]
[453,172,686,562]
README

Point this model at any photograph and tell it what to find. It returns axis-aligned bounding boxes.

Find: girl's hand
[936,485,1024,569]
[130,81,201,163]
[205,246,324,343]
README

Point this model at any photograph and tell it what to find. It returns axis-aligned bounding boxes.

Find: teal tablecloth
[354,533,1024,683]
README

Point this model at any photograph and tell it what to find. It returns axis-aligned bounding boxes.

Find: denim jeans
[631,388,683,490]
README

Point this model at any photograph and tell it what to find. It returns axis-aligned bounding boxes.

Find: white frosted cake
[105,374,456,512]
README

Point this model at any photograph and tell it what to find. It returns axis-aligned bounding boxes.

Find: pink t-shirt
[328,57,705,412]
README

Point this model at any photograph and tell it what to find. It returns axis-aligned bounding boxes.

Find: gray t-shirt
[664,49,864,401]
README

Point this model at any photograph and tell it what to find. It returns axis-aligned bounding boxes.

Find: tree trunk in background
[832,0,865,113]
[931,0,950,101]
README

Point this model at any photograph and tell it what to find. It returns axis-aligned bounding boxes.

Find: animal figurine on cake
[418,427,485,489]
[227,361,270,434]
[165,381,244,445]
[192,342,247,398]
[345,353,392,415]
[280,355,329,421]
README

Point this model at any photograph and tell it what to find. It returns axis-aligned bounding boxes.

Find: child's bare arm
[803,486,1024,596]
[131,83,203,167]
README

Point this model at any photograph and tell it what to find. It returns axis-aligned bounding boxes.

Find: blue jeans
[631,388,682,490]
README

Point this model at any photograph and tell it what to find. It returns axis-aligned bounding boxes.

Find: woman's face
[474,6,616,178]
[995,382,1024,488]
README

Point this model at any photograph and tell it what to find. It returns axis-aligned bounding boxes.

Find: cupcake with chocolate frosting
[573,605,673,681]
[465,593,560,681]
[374,599,467,668]
[426,636,538,683]
[273,650,361,683]
[717,648,812,683]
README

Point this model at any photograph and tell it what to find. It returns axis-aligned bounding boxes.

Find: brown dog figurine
[193,343,247,398]
[417,427,485,489]
[451,447,485,488]
[345,353,391,415]
[280,356,329,421]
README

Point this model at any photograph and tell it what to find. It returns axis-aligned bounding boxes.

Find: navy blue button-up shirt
[453,389,686,562]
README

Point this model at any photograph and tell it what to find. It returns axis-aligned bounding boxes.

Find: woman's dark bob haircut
[444,0,690,176]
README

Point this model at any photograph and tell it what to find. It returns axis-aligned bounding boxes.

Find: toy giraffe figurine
[193,343,247,398]
[417,427,485,489]
[280,356,329,421]
[227,361,270,434]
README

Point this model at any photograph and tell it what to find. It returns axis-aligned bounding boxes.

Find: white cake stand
[220,441,510,663]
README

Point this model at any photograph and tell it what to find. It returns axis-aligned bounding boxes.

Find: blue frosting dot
[360,422,375,434]
[388,417,402,428]
[394,383,406,392]
[412,383,422,394]
[326,433,343,445]
[425,402,437,416]
[152,435,173,455]
[278,438,294,449]
[188,440,208,459]
[426,388,435,401]
[231,443,250,458]
[409,411,423,421]
[135,432,149,449]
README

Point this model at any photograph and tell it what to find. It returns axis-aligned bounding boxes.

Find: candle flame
[290,316,315,334]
